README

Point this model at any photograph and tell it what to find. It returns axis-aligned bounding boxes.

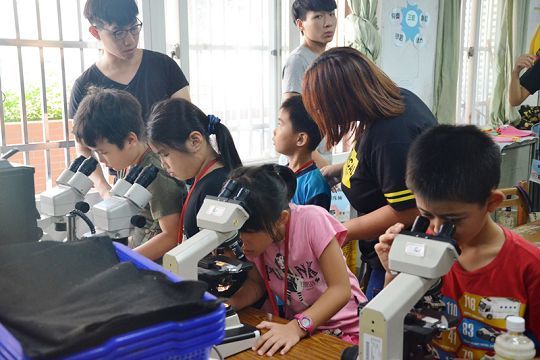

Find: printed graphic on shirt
[433,293,526,359]
[342,147,359,189]
[265,252,321,307]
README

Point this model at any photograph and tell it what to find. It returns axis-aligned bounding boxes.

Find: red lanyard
[177,158,219,244]
[261,216,291,318]
[293,160,315,175]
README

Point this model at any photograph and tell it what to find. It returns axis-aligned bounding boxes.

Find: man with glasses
[69,0,190,199]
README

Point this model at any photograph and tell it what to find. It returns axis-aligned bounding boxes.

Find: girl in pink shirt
[227,164,365,356]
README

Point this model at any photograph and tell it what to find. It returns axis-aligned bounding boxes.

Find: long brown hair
[302,47,405,147]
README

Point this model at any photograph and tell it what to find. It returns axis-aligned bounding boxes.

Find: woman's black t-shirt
[341,88,438,216]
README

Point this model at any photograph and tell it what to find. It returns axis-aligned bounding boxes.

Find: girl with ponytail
[227,164,366,355]
[147,98,242,241]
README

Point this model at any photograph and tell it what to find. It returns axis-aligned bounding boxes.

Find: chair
[496,180,531,227]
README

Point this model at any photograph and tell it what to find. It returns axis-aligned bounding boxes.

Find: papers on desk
[490,125,534,143]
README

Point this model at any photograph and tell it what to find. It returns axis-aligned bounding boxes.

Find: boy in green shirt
[73,87,186,261]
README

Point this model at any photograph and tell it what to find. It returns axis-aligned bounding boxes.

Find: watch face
[300,317,312,327]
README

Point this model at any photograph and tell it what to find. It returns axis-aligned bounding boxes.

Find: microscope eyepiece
[68,156,87,172]
[124,165,143,184]
[411,216,430,233]
[77,157,99,176]
[218,179,239,199]
[135,165,159,188]
[436,223,456,239]
[233,187,250,203]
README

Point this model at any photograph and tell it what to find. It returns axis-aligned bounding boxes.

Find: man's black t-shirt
[184,167,229,239]
[341,88,437,216]
[68,49,189,121]
[520,58,540,95]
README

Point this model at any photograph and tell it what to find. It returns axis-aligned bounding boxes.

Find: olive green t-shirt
[121,151,186,247]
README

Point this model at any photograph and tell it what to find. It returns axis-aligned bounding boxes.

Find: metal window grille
[0,0,101,193]
[177,0,348,162]
[458,0,501,125]
[179,0,281,162]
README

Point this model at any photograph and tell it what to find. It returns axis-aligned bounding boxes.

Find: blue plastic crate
[0,242,225,360]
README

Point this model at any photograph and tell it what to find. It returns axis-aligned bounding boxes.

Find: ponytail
[212,121,242,171]
[269,164,296,201]
[147,98,242,171]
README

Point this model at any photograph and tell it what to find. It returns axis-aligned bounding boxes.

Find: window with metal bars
[457,0,502,125]
[166,0,349,162]
[182,0,281,162]
[0,0,102,193]
[1,0,349,194]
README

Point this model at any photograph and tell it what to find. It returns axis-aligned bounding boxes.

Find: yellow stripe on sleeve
[384,189,413,198]
[386,194,416,204]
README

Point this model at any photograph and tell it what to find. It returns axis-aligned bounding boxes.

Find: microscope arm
[359,273,437,359]
[162,229,237,280]
[357,230,459,360]
[162,196,250,281]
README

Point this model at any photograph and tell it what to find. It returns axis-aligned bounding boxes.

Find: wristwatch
[294,313,314,335]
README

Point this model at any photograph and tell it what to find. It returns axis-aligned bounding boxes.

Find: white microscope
[343,217,460,360]
[87,165,159,244]
[38,156,98,240]
[163,179,261,358]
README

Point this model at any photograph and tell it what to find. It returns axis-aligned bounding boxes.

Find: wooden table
[227,307,352,359]
[513,219,540,245]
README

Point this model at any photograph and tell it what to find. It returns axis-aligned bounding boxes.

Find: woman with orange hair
[302,46,437,299]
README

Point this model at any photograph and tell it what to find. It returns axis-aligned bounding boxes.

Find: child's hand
[320,163,342,188]
[252,320,305,356]
[375,223,404,272]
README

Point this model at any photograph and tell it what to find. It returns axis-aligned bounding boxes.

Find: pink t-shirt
[247,204,366,337]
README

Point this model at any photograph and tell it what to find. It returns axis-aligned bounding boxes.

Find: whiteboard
[378,0,439,109]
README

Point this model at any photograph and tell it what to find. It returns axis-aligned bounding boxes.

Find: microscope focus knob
[130,215,147,228]
[75,201,90,213]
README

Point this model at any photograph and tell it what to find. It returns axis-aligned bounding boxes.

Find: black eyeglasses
[96,18,143,40]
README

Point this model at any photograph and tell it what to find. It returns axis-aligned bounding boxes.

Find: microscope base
[215,324,260,358]
[213,312,260,358]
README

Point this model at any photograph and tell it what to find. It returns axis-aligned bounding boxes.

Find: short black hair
[73,87,144,149]
[292,0,337,22]
[280,95,321,151]
[84,0,139,27]
[406,125,501,205]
